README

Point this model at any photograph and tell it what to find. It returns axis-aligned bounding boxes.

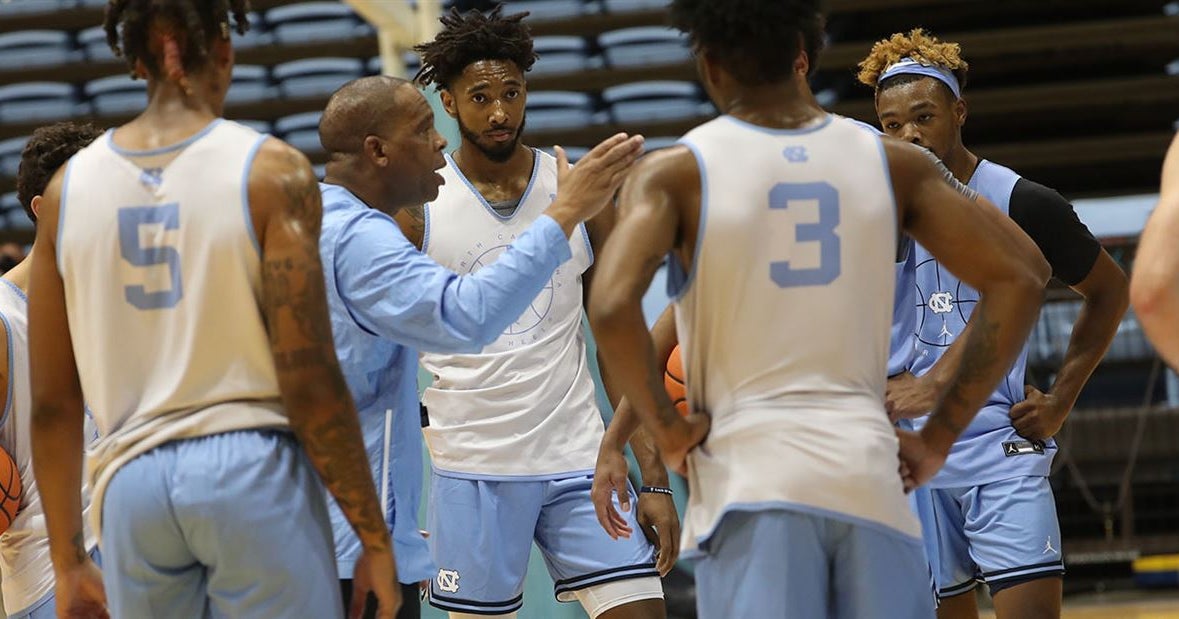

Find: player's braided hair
[104,0,250,89]
[856,28,969,94]
[413,5,537,90]
[669,0,825,87]
[16,121,104,224]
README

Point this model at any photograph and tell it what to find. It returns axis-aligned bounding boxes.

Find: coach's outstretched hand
[55,557,108,619]
[352,548,401,619]
[544,133,644,236]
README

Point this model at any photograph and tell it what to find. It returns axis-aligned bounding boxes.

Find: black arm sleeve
[1007,178,1101,286]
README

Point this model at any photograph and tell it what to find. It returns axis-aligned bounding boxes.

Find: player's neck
[127,81,223,145]
[943,143,980,185]
[2,250,30,294]
[452,142,533,189]
[723,84,826,130]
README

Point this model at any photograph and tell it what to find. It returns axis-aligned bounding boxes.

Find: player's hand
[637,491,681,576]
[886,371,938,422]
[591,446,635,540]
[54,557,108,619]
[549,133,645,226]
[1009,385,1067,441]
[352,547,401,619]
[657,412,710,477]
[895,428,948,492]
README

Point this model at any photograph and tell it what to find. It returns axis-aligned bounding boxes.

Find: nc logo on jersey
[436,569,460,593]
[928,292,954,314]
[782,146,808,162]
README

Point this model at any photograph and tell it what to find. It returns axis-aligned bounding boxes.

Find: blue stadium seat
[603,81,703,124]
[78,26,117,62]
[531,36,599,76]
[0,192,19,215]
[601,0,665,13]
[643,136,680,151]
[85,75,147,116]
[0,0,73,16]
[0,30,78,68]
[225,65,274,105]
[525,91,599,131]
[231,12,273,49]
[274,111,324,155]
[598,27,691,68]
[368,51,421,77]
[234,119,272,135]
[0,191,30,231]
[0,82,84,124]
[0,135,29,179]
[265,2,372,44]
[273,57,364,99]
[499,0,593,21]
[76,0,110,7]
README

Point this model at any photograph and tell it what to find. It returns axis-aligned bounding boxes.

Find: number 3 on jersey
[769,182,841,288]
[118,203,183,310]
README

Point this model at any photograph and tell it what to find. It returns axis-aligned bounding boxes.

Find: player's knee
[575,577,665,619]
[991,576,1062,619]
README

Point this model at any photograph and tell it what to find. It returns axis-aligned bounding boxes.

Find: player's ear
[30,195,42,220]
[953,97,968,128]
[439,89,458,119]
[793,34,809,77]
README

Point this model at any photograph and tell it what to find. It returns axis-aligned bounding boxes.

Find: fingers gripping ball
[664,345,689,417]
[0,446,21,534]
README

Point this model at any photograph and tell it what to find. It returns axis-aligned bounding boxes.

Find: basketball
[0,446,21,535]
[664,344,689,417]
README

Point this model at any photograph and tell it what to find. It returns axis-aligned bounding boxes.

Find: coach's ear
[30,195,42,220]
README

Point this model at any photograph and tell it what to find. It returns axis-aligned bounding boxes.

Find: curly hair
[670,0,826,87]
[856,28,969,93]
[105,0,250,83]
[16,121,104,224]
[413,6,537,90]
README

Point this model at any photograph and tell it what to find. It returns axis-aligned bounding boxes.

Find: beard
[457,114,527,163]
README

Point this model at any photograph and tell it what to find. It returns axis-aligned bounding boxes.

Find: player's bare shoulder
[621,145,700,208]
[246,138,321,236]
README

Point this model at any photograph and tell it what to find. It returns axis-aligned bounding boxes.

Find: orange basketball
[0,446,21,534]
[664,344,689,417]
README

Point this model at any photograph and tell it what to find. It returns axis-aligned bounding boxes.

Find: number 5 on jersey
[118,203,183,310]
[769,182,841,288]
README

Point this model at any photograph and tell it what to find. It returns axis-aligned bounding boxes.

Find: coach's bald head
[319,76,448,215]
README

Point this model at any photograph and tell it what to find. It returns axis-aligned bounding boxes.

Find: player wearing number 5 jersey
[588,1,1051,617]
[28,2,398,617]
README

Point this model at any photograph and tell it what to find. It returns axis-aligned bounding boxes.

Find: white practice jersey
[58,120,288,536]
[673,115,921,553]
[0,280,98,614]
[420,150,602,478]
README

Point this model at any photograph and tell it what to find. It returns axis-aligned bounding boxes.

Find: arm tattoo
[935,301,1001,434]
[71,531,87,564]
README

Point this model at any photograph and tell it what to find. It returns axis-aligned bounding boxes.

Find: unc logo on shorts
[436,569,460,594]
[928,292,954,314]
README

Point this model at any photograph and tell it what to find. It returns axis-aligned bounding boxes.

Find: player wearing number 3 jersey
[588,1,1050,617]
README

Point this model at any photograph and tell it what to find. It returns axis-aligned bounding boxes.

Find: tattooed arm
[885,140,1049,487]
[28,168,104,612]
[393,204,426,251]
[248,141,400,614]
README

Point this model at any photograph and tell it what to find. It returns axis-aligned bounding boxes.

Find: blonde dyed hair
[856,28,969,90]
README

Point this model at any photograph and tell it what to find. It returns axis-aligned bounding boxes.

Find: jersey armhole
[0,310,13,430]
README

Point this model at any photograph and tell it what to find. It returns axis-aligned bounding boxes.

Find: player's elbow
[588,290,629,342]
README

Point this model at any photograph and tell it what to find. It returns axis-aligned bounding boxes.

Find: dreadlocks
[104,0,250,83]
[413,5,537,90]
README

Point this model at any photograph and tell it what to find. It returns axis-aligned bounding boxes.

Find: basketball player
[1131,133,1179,368]
[28,3,399,617]
[588,0,1054,616]
[858,29,1130,618]
[0,121,102,619]
[314,75,642,619]
[410,8,669,618]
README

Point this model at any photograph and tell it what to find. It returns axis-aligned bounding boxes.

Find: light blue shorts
[694,508,935,619]
[914,475,1065,598]
[101,430,343,619]
[426,472,658,615]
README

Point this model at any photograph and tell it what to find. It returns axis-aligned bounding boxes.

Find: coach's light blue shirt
[317,182,572,583]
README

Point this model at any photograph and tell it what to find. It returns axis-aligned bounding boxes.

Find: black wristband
[640,486,673,496]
